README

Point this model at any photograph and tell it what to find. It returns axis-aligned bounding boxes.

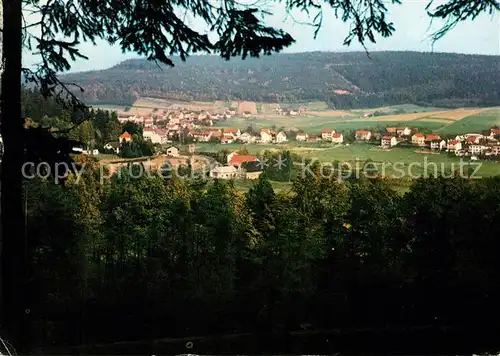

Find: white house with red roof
[489,128,500,138]
[355,130,371,141]
[411,133,426,146]
[260,129,275,143]
[223,127,241,139]
[119,131,132,143]
[321,129,336,141]
[189,131,212,142]
[296,131,308,142]
[227,154,258,168]
[276,131,288,143]
[381,136,397,147]
[447,139,462,152]
[331,132,344,144]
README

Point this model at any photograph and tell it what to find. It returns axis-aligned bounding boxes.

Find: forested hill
[60,51,500,109]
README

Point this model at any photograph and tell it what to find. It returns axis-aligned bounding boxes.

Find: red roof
[356,130,371,135]
[228,155,258,166]
[332,133,342,138]
[386,127,396,133]
[466,136,477,143]
[491,129,500,135]
[426,134,441,141]
[224,128,239,133]
[448,140,460,145]
[414,133,425,138]
[120,132,131,139]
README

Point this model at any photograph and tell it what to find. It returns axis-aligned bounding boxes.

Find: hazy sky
[22,1,500,73]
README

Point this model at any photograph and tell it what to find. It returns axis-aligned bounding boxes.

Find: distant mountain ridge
[59,51,500,109]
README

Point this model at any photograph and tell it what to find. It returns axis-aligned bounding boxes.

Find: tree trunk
[1,0,27,350]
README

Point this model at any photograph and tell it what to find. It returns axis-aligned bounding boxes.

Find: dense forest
[59,51,500,109]
[11,90,500,354]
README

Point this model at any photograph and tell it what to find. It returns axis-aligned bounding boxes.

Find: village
[109,107,500,160]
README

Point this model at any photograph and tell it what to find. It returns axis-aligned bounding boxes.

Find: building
[104,142,120,154]
[331,133,344,144]
[188,144,196,154]
[238,132,257,143]
[210,166,239,179]
[296,131,308,142]
[260,129,275,143]
[166,146,180,157]
[470,144,488,155]
[412,133,426,146]
[227,154,258,168]
[381,136,397,147]
[447,140,463,152]
[143,129,162,144]
[489,129,500,138]
[276,131,288,143]
[119,131,132,143]
[355,130,371,141]
[223,128,241,138]
[396,127,412,137]
[430,139,446,150]
[321,129,335,141]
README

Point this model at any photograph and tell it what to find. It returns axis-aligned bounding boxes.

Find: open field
[438,110,500,135]
[185,142,500,178]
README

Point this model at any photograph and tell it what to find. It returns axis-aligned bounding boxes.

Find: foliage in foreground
[20,162,500,349]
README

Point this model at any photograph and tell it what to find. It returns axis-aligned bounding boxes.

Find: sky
[22,0,500,73]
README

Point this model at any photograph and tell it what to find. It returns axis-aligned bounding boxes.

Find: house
[466,136,480,144]
[166,146,180,157]
[447,140,463,151]
[189,131,213,142]
[143,117,154,128]
[296,131,308,141]
[372,133,382,140]
[331,133,344,144]
[469,144,488,155]
[227,151,239,163]
[425,134,441,142]
[430,139,446,150]
[210,166,239,179]
[465,133,483,140]
[143,129,162,144]
[412,133,426,146]
[208,129,223,139]
[489,145,500,155]
[489,128,500,138]
[307,135,319,143]
[104,142,120,154]
[276,131,287,143]
[321,129,335,141]
[381,136,397,147]
[238,132,256,143]
[223,127,241,138]
[386,127,397,135]
[241,161,263,180]
[119,131,132,143]
[260,129,275,143]
[355,130,371,141]
[227,154,258,168]
[82,149,100,156]
[396,127,412,137]
[221,136,234,144]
